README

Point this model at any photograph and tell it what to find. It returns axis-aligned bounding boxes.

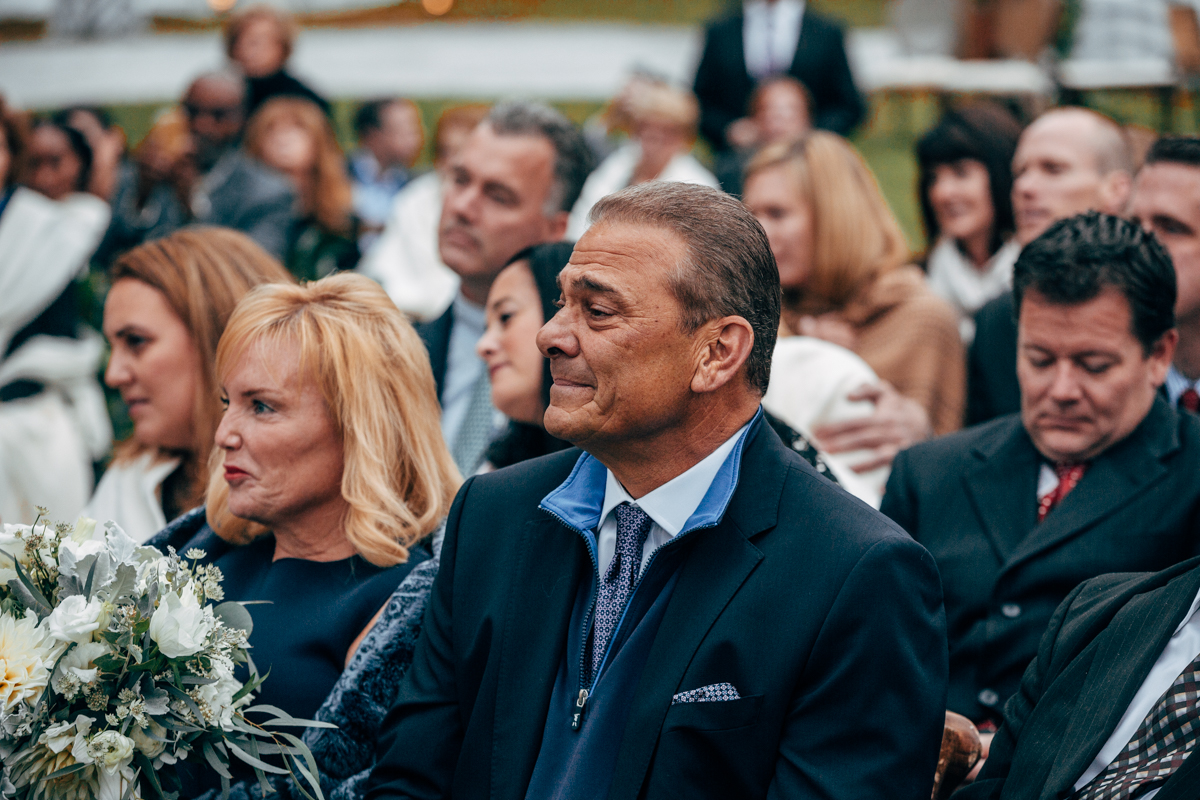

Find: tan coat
[784,265,966,435]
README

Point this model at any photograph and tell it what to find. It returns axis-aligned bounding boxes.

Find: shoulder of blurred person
[836,263,966,435]
[85,451,182,544]
[357,170,460,322]
[199,150,296,260]
[763,334,887,505]
[967,289,1022,425]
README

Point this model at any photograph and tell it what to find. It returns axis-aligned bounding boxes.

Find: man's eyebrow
[565,274,619,295]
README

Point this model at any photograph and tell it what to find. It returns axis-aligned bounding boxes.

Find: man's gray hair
[486,101,594,216]
[587,182,781,396]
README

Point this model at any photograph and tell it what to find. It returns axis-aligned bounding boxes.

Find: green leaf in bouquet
[213,601,254,635]
[134,752,179,800]
[152,715,203,734]
[162,683,205,725]
[180,675,217,686]
[226,739,291,775]
[101,563,138,604]
[202,742,233,779]
[275,731,325,800]
[9,557,53,617]
[42,763,90,780]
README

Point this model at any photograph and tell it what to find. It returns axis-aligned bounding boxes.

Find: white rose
[52,641,110,696]
[149,584,213,659]
[87,730,135,775]
[69,517,97,546]
[129,719,168,759]
[193,655,246,731]
[58,536,105,562]
[44,595,104,644]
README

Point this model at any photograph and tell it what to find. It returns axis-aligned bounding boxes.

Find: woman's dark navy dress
[181,527,427,721]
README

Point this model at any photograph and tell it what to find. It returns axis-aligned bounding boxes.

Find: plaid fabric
[590,502,653,678]
[672,682,742,704]
[1073,652,1200,799]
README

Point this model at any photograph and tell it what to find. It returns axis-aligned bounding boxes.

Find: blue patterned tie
[591,502,653,677]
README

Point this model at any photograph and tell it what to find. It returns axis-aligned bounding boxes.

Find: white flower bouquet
[0,511,330,800]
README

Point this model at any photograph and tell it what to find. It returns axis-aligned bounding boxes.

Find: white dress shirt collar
[743,0,806,79]
[1165,364,1200,408]
[595,419,751,577]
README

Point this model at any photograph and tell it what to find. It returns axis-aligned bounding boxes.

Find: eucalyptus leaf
[202,742,232,779]
[213,601,253,635]
[226,740,290,775]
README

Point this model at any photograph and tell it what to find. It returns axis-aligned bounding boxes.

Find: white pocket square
[671,682,741,704]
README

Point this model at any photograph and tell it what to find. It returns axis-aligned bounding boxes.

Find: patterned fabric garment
[672,682,742,704]
[451,372,495,475]
[1073,650,1200,800]
[1038,462,1087,523]
[591,502,654,677]
[1181,388,1200,414]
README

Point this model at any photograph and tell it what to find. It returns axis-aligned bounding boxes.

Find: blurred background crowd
[8,1,1200,787]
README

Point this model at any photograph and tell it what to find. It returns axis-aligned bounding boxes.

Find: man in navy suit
[365,182,947,800]
[416,101,592,474]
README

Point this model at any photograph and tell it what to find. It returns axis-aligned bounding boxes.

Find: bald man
[967,108,1134,425]
[99,71,296,262]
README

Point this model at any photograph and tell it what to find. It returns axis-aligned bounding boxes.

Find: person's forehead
[187,79,243,106]
[564,223,685,287]
[1135,163,1200,207]
[1020,287,1137,346]
[462,125,553,173]
[1017,117,1100,166]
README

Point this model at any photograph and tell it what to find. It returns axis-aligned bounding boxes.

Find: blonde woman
[157,272,459,729]
[743,132,966,435]
[88,227,293,541]
[243,97,357,280]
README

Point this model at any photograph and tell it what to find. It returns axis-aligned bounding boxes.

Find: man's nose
[536,307,578,359]
[1047,362,1083,403]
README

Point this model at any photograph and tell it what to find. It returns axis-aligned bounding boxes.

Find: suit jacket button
[978,688,1000,706]
[1001,603,1022,618]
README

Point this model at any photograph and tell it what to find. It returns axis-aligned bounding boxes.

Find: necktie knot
[1181,387,1200,413]
[1038,462,1087,523]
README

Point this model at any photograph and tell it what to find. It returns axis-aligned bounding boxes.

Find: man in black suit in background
[693,0,864,153]
[417,101,591,474]
[366,182,947,800]
[954,556,1200,799]
[884,213,1200,737]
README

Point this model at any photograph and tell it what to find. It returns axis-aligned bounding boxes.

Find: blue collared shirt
[349,150,411,228]
[540,408,762,576]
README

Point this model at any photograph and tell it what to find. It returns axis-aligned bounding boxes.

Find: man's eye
[1028,356,1053,369]
[1080,360,1112,375]
[587,306,613,319]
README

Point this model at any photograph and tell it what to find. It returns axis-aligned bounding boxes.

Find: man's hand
[812,382,933,473]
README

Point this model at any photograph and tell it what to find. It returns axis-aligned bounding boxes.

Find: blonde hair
[627,82,699,136]
[746,132,909,310]
[244,97,353,236]
[109,227,294,510]
[206,273,461,566]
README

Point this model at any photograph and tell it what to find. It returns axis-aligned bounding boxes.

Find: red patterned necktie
[1181,388,1200,413]
[1037,463,1087,523]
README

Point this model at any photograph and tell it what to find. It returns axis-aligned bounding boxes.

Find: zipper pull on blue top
[571,688,589,731]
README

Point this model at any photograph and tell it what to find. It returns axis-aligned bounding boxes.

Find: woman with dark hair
[25,119,92,201]
[476,242,576,470]
[916,103,1024,343]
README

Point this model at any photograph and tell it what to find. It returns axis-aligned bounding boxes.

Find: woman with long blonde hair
[156,272,459,731]
[244,96,358,280]
[88,226,293,541]
[743,131,965,435]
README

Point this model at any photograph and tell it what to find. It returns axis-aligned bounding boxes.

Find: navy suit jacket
[365,419,948,799]
[415,304,453,404]
[693,10,865,151]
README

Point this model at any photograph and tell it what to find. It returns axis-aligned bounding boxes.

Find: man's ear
[691,317,755,395]
[1149,328,1179,385]
[1100,170,1134,215]
[547,210,569,242]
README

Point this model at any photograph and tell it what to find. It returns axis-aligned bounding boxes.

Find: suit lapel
[1004,401,1178,574]
[604,426,786,800]
[490,515,587,800]
[1040,565,1200,799]
[416,305,453,402]
[962,419,1039,562]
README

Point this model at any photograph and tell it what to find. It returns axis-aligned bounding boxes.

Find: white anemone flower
[0,610,65,714]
